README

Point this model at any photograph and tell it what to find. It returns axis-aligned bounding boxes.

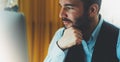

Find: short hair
[5,0,19,11]
[81,0,102,12]
[5,5,19,11]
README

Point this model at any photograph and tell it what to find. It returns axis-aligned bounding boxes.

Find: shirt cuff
[51,42,68,59]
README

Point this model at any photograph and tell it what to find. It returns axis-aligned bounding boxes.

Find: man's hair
[81,0,102,12]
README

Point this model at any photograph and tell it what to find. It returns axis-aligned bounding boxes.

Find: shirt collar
[87,15,104,44]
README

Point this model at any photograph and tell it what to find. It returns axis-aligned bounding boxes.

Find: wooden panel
[19,0,63,62]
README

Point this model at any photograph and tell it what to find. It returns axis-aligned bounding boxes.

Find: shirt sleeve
[117,30,120,61]
[44,27,68,62]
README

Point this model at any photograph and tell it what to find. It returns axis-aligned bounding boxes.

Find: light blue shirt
[44,17,120,62]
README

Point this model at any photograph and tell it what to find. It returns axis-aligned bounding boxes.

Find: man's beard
[62,12,91,32]
[72,14,91,32]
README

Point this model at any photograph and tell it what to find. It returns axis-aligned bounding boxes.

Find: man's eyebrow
[64,4,75,6]
[59,3,75,7]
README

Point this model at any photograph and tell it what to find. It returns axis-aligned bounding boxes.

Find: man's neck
[83,15,99,41]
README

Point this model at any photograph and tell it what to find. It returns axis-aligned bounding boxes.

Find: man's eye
[65,7,73,10]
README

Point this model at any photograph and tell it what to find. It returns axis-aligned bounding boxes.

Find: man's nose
[59,8,68,18]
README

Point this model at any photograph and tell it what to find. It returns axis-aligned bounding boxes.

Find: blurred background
[18,0,120,62]
[19,0,63,62]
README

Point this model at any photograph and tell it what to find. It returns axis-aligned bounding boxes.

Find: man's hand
[57,27,83,50]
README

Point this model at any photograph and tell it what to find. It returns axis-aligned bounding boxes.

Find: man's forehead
[59,0,82,5]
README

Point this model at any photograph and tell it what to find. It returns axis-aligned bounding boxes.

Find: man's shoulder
[103,20,120,30]
[101,21,120,37]
[0,11,24,17]
[0,11,25,21]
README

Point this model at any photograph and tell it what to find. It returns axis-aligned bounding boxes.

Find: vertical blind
[19,0,63,62]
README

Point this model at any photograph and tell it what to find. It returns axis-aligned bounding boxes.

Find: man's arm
[44,28,68,62]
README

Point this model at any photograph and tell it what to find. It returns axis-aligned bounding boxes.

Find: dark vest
[64,21,119,62]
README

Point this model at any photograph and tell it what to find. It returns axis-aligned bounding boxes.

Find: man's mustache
[62,18,71,22]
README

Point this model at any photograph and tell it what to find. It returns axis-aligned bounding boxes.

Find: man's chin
[64,24,73,29]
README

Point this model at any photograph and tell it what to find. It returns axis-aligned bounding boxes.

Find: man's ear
[88,4,99,17]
